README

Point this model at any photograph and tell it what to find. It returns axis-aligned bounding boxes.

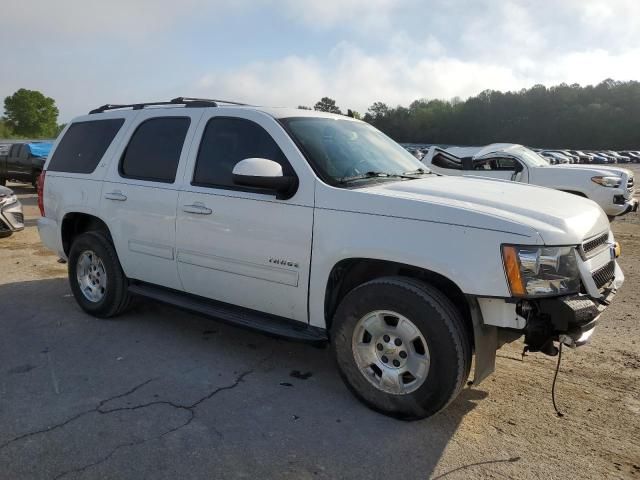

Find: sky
[3,0,640,121]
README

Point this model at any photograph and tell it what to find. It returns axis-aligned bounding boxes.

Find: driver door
[175,112,314,323]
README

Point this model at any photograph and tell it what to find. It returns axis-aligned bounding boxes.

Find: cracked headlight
[502,245,580,297]
[0,194,17,207]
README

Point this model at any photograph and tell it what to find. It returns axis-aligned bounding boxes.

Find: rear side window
[193,117,291,190]
[48,119,124,174]
[120,117,190,183]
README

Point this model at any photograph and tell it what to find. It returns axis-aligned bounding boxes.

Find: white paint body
[38,108,622,336]
[425,143,637,217]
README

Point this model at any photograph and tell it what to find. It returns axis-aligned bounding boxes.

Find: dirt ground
[0,170,639,479]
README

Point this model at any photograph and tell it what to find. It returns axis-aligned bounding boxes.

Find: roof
[84,97,355,122]
[447,143,523,159]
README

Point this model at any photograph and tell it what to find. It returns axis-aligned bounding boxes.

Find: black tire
[331,276,472,420]
[68,231,131,318]
[32,171,41,190]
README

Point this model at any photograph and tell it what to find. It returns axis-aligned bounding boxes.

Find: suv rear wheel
[68,231,131,318]
[331,276,471,419]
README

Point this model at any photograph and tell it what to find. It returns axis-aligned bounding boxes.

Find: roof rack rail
[171,97,248,106]
[89,97,248,114]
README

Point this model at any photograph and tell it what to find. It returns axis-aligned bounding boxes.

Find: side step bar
[128,283,328,344]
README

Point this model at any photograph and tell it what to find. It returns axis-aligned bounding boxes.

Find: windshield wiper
[337,171,416,184]
[402,168,431,176]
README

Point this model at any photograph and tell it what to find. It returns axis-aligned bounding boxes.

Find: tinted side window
[10,144,20,157]
[120,117,190,183]
[48,119,124,174]
[193,117,291,190]
[19,145,29,159]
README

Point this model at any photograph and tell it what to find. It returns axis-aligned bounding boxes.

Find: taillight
[37,170,46,217]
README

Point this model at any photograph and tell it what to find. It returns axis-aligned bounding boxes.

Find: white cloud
[4,0,640,120]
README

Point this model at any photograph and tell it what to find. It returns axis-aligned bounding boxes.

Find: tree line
[307,80,640,149]
[4,80,640,148]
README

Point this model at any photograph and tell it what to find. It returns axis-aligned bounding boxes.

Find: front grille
[592,261,615,289]
[0,219,9,232]
[11,212,23,224]
[582,232,609,258]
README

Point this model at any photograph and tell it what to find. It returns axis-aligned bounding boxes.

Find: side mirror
[232,158,297,200]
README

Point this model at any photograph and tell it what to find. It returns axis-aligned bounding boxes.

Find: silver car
[0,186,24,238]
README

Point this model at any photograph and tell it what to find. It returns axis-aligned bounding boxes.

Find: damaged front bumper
[523,287,617,352]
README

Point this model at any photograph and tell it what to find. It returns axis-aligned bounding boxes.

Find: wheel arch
[560,189,588,198]
[323,258,473,343]
[61,212,113,256]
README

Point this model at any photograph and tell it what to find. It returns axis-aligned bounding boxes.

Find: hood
[0,186,13,198]
[354,176,609,245]
[552,163,632,177]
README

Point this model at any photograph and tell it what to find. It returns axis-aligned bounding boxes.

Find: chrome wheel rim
[352,310,430,395]
[76,250,108,303]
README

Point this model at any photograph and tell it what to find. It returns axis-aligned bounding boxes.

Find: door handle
[104,191,127,201]
[182,202,212,215]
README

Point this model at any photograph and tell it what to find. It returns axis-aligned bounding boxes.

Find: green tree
[0,119,13,138]
[314,97,342,114]
[363,80,640,149]
[4,89,59,137]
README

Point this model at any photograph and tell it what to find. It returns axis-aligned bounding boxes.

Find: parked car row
[0,141,53,188]
[534,149,640,165]
[37,98,626,419]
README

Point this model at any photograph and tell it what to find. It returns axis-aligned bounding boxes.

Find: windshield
[511,146,549,167]
[280,117,429,185]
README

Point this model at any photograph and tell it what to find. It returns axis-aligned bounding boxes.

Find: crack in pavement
[0,378,156,451]
[53,369,253,479]
[1,369,255,479]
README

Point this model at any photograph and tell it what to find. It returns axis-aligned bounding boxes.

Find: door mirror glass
[232,158,297,199]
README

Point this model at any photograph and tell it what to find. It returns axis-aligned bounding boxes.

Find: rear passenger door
[101,110,202,291]
[175,112,314,323]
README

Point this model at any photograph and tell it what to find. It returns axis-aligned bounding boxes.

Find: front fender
[308,207,528,328]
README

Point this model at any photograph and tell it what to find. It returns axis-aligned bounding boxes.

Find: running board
[128,283,328,344]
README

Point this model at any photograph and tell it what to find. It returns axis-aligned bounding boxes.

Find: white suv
[38,98,624,419]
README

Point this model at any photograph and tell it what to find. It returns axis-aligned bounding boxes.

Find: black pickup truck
[0,142,53,187]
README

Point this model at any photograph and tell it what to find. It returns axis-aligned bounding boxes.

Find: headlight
[0,194,17,207]
[502,245,580,297]
[591,175,622,188]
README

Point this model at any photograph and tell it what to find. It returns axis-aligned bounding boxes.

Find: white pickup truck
[424,143,638,219]
[38,99,624,419]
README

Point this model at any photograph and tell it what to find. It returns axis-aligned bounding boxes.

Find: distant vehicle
[0,185,24,238]
[425,143,638,219]
[583,152,610,164]
[605,151,630,163]
[540,151,571,164]
[0,141,53,187]
[595,151,617,163]
[549,150,580,163]
[567,150,592,164]
[620,151,640,163]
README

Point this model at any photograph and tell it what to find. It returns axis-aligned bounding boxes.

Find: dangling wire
[552,341,564,417]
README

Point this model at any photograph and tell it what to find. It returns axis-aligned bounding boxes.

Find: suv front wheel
[68,231,131,318]
[331,277,471,420]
